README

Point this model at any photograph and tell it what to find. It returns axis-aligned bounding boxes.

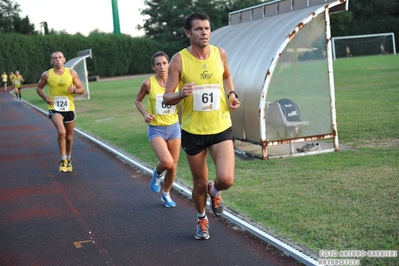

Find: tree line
[1,0,398,83]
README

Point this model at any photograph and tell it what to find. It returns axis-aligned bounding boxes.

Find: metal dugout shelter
[65,49,92,100]
[210,0,348,159]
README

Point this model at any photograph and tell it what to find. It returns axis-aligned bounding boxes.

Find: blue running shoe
[161,193,176,208]
[150,167,161,193]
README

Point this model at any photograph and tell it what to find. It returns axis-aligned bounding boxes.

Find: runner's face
[50,52,66,68]
[188,19,211,48]
[153,56,169,78]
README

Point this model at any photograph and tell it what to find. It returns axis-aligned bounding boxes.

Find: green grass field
[21,55,399,265]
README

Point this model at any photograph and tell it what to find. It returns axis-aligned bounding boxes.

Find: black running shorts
[48,110,76,123]
[181,127,233,156]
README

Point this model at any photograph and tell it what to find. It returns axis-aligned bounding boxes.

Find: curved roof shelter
[65,49,92,100]
[211,0,348,159]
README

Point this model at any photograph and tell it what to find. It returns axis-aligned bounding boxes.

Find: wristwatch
[228,91,238,99]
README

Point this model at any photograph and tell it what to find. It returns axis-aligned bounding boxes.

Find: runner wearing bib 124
[13,71,24,101]
[36,51,85,173]
[48,68,75,113]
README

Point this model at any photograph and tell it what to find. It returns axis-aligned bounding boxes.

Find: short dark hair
[151,51,169,66]
[51,51,64,59]
[184,12,211,31]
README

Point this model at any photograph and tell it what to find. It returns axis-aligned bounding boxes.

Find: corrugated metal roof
[210,0,345,149]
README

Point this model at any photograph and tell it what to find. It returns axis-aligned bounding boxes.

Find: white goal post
[331,32,396,60]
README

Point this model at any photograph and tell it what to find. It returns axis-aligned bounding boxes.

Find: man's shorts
[148,122,181,141]
[48,110,76,123]
[182,127,233,156]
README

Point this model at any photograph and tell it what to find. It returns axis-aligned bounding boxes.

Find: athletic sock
[61,155,67,160]
[197,212,206,219]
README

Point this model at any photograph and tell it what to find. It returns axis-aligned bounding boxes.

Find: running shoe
[66,160,73,172]
[161,193,176,208]
[150,167,161,193]
[207,181,224,216]
[195,217,210,240]
[59,160,68,172]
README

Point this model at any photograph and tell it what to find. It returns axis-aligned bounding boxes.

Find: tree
[0,0,20,33]
[13,15,36,35]
[0,0,36,34]
[138,0,267,54]
[330,0,399,49]
[349,0,398,21]
[138,0,193,43]
[330,10,353,34]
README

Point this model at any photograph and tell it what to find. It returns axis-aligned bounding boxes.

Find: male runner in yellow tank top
[36,51,85,173]
[13,71,24,101]
[164,12,241,240]
[135,51,181,208]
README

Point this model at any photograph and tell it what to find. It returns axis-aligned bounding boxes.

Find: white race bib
[53,96,70,111]
[193,84,220,112]
[155,94,176,115]
[14,80,20,85]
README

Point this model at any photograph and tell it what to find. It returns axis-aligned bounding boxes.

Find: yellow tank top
[148,76,179,126]
[47,68,75,111]
[179,45,231,134]
[13,75,23,88]
[2,74,7,82]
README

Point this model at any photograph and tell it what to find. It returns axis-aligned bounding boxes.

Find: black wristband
[228,91,238,99]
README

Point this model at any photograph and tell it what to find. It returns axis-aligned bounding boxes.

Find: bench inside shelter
[266,100,309,140]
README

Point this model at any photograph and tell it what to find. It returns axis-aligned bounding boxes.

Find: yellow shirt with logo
[13,75,23,88]
[179,45,231,135]
[148,76,179,126]
[47,68,75,112]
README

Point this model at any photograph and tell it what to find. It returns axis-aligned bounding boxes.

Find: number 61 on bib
[193,84,220,112]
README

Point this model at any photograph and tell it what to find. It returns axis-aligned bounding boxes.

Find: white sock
[197,212,206,219]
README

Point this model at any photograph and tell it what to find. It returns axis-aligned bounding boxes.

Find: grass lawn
[21,55,399,265]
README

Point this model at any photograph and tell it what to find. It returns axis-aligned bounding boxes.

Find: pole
[111,0,121,36]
